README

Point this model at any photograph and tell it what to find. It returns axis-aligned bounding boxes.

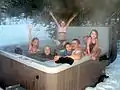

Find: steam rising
[0,0,120,25]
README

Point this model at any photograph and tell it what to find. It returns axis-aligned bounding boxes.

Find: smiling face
[44,46,51,55]
[90,30,98,39]
[31,38,39,48]
[60,21,66,27]
[65,44,72,52]
[32,40,39,46]
[71,39,80,50]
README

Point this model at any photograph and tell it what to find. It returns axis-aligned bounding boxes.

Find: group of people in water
[14,11,101,62]
[54,30,101,61]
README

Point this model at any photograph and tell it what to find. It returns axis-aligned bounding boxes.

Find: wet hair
[31,37,39,48]
[14,47,23,55]
[90,29,98,38]
[64,42,71,48]
[72,39,80,44]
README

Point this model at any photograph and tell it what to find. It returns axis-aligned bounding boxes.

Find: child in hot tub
[84,29,101,60]
[40,46,54,60]
[54,39,83,65]
[27,24,40,54]
[60,42,72,56]
[49,11,77,46]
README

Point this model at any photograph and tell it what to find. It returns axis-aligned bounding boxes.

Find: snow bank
[0,87,3,90]
[85,54,120,90]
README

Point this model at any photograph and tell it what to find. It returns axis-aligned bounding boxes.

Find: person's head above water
[44,46,51,56]
[14,47,23,55]
[64,42,72,52]
[71,39,80,50]
[31,37,39,48]
[90,29,98,39]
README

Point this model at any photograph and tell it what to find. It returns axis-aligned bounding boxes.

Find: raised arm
[27,24,32,45]
[86,37,91,55]
[49,11,60,27]
[66,13,77,28]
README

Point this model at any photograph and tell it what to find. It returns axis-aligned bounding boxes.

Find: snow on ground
[0,87,3,90]
[85,48,120,90]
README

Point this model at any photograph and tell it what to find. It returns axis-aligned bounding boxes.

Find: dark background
[0,0,120,23]
[0,0,120,39]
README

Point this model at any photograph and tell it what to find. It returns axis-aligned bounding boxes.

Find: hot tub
[0,50,107,90]
[0,26,117,90]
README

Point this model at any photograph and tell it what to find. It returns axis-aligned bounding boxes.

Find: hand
[54,56,60,61]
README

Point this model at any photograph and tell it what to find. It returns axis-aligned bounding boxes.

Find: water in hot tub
[0,43,57,62]
[0,17,119,90]
[0,24,57,62]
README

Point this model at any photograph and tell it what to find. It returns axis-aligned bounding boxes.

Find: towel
[55,57,74,65]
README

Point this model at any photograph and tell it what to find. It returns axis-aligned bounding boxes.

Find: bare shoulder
[72,48,82,55]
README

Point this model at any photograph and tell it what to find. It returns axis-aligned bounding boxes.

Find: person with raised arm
[27,24,40,54]
[49,11,77,45]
